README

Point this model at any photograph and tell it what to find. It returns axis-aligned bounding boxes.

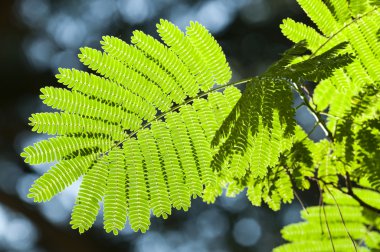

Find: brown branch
[341,189,380,213]
[345,172,380,214]
[349,183,380,193]
[317,176,380,214]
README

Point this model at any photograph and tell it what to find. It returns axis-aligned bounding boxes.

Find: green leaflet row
[275,188,380,252]
[280,0,380,189]
[26,86,241,234]
[21,19,234,234]
[276,0,380,251]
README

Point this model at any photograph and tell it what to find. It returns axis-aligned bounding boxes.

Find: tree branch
[317,176,380,214]
[291,81,335,141]
[345,172,380,214]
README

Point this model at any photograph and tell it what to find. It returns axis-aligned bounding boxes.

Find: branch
[349,183,380,193]
[345,172,380,214]
[344,189,380,214]
[291,81,335,141]
[317,176,380,214]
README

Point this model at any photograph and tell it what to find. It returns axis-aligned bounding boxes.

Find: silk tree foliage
[21,0,380,250]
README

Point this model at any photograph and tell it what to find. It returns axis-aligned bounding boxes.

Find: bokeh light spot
[17,0,50,28]
[118,0,153,24]
[83,0,117,28]
[233,218,262,247]
[240,0,271,23]
[195,1,232,33]
[3,218,38,250]
[196,208,229,239]
[39,198,70,224]
[135,231,170,252]
[23,36,57,70]
[47,14,88,49]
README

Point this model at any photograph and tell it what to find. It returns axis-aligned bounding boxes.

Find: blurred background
[0,0,322,251]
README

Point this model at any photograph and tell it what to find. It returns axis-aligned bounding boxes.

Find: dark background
[0,0,321,251]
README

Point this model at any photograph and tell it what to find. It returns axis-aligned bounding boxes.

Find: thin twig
[324,185,357,251]
[291,81,334,141]
[311,176,336,251]
[304,122,320,141]
[318,177,380,214]
[322,195,336,252]
[295,8,379,143]
[319,112,364,127]
[284,165,309,214]
[319,112,343,120]
[294,103,305,110]
[294,190,308,214]
[310,8,378,58]
[311,177,325,236]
